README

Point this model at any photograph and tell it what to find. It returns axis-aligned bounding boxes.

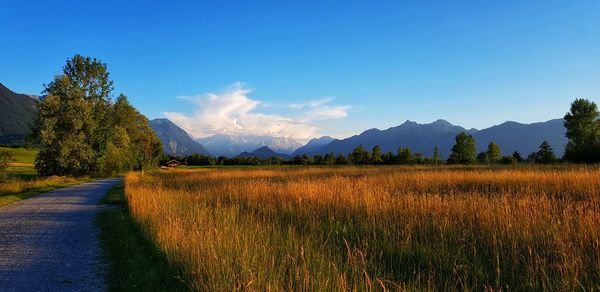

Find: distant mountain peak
[362,128,381,135]
[310,135,334,142]
[255,146,271,151]
[431,119,453,126]
[237,145,289,159]
[149,118,211,156]
[291,135,336,156]
[488,120,522,129]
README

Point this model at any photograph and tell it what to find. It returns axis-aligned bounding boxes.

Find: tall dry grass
[125,166,600,290]
[0,169,89,207]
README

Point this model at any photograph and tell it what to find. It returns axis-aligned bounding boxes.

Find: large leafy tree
[563,98,600,163]
[110,95,163,173]
[35,55,113,175]
[447,132,477,164]
[34,55,162,176]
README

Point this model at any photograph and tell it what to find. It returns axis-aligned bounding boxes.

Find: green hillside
[0,147,38,164]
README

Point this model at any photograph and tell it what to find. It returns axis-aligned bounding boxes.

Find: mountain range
[196,134,302,157]
[1,83,568,158]
[201,118,566,159]
[0,83,39,144]
[311,119,566,158]
[149,118,211,156]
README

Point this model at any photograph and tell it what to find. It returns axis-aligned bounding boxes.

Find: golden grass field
[125,166,600,291]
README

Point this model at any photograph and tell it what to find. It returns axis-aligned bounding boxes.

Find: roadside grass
[0,165,90,207]
[0,146,38,164]
[97,183,189,291]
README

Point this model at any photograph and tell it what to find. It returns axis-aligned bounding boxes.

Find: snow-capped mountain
[197,134,302,157]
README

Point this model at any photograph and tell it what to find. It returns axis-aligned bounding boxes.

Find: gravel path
[0,178,122,291]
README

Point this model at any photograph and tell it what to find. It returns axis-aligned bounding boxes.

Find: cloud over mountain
[164,83,349,139]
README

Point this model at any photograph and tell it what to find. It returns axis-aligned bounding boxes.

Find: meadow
[0,146,38,165]
[125,166,600,291]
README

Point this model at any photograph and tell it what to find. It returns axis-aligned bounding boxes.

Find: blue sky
[1,1,599,139]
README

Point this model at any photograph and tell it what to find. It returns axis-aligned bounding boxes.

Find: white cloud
[301,105,350,121]
[288,97,335,110]
[163,83,349,139]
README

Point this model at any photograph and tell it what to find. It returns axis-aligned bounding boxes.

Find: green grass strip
[96,183,189,291]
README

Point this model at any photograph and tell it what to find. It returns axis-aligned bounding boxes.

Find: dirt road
[0,178,122,291]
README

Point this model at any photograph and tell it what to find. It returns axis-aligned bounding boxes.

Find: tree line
[168,139,559,166]
[32,55,163,176]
